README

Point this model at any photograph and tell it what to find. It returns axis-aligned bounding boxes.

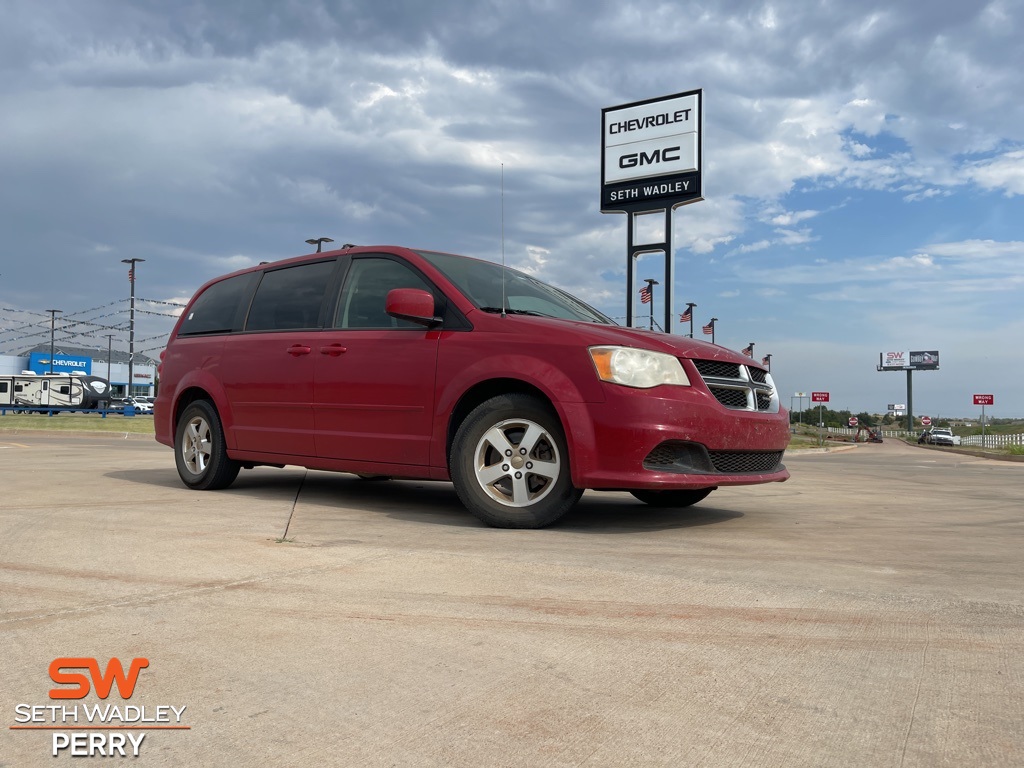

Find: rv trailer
[0,372,112,411]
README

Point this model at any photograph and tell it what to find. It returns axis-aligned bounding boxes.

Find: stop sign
[922,416,932,426]
[849,417,858,427]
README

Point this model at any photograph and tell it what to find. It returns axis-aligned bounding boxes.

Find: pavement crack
[280,469,308,541]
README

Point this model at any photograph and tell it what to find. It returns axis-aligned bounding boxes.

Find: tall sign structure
[601,89,704,332]
[877,350,940,431]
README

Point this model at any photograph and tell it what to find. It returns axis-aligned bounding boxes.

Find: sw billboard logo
[49,658,149,700]
[885,352,905,364]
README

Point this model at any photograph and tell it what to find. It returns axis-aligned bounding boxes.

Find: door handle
[319,344,348,356]
[287,344,312,356]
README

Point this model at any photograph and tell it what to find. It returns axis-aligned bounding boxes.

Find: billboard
[878,350,939,371]
[909,350,939,370]
[601,89,703,212]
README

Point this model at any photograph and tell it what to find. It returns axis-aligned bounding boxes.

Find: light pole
[46,309,62,373]
[104,333,115,384]
[121,258,145,398]
[305,237,334,253]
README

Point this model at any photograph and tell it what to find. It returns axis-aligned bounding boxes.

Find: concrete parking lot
[1,432,1021,766]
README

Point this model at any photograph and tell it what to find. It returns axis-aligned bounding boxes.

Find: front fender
[431,339,606,474]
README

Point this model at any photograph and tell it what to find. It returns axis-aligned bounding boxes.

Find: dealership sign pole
[974,394,994,449]
[602,89,703,332]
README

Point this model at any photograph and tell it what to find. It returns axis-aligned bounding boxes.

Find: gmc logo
[619,146,680,169]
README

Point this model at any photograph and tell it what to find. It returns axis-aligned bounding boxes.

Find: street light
[46,309,62,373]
[305,237,334,253]
[121,258,145,398]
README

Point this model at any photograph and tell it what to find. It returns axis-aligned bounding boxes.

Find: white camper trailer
[0,372,111,410]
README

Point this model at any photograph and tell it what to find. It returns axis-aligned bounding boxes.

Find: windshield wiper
[478,307,554,318]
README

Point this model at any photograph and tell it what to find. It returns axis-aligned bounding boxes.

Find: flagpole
[643,278,658,331]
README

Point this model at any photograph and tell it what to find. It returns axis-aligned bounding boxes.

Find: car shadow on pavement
[106,467,744,533]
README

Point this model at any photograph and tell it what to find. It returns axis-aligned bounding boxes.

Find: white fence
[960,433,1024,448]
[825,426,1024,448]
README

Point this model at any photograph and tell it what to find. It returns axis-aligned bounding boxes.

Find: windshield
[416,250,614,324]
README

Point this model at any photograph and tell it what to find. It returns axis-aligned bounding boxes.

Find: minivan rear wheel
[175,400,241,490]
[450,394,582,528]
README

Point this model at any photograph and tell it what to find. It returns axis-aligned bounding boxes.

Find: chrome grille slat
[691,358,778,413]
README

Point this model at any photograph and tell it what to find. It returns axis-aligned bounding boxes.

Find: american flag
[742,345,753,357]
[702,321,714,335]
[128,268,134,281]
[679,306,692,323]
[639,285,652,304]
[762,356,770,366]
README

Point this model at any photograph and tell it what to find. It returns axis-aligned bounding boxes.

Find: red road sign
[849,417,858,427]
[921,416,932,426]
[811,392,829,402]
[973,394,994,406]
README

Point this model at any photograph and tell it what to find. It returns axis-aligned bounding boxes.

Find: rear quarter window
[178,273,257,337]
[245,260,336,331]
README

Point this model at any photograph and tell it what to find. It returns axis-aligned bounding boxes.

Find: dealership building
[0,345,157,398]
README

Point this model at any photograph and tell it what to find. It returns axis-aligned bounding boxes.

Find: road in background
[1,435,1021,766]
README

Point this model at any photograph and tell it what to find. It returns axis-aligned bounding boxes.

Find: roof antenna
[501,163,507,318]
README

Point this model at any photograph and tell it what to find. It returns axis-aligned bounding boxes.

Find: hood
[467,311,761,367]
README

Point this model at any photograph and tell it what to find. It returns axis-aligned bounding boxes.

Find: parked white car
[927,427,960,446]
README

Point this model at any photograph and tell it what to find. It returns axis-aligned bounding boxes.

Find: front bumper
[562,382,791,490]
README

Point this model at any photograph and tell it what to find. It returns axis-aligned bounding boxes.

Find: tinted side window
[178,274,255,336]
[335,258,434,329]
[245,260,335,332]
[0,382,7,393]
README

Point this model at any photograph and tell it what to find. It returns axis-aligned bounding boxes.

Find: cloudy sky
[1,0,1022,418]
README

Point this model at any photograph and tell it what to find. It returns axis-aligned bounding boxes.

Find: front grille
[643,441,785,475]
[691,358,777,412]
[708,450,785,474]
[710,387,749,408]
[693,360,741,379]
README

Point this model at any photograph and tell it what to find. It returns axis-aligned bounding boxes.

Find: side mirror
[385,288,441,327]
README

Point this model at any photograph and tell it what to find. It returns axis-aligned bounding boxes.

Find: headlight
[589,346,690,389]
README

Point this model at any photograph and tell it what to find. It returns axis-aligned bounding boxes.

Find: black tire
[174,400,241,490]
[630,487,715,508]
[450,394,582,528]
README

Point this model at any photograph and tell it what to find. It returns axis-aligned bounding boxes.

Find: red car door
[220,259,336,457]
[313,256,440,466]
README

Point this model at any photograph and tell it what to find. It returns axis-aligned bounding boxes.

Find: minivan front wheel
[450,394,582,528]
[175,400,241,490]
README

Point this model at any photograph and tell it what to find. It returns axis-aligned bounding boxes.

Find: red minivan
[155,245,790,527]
